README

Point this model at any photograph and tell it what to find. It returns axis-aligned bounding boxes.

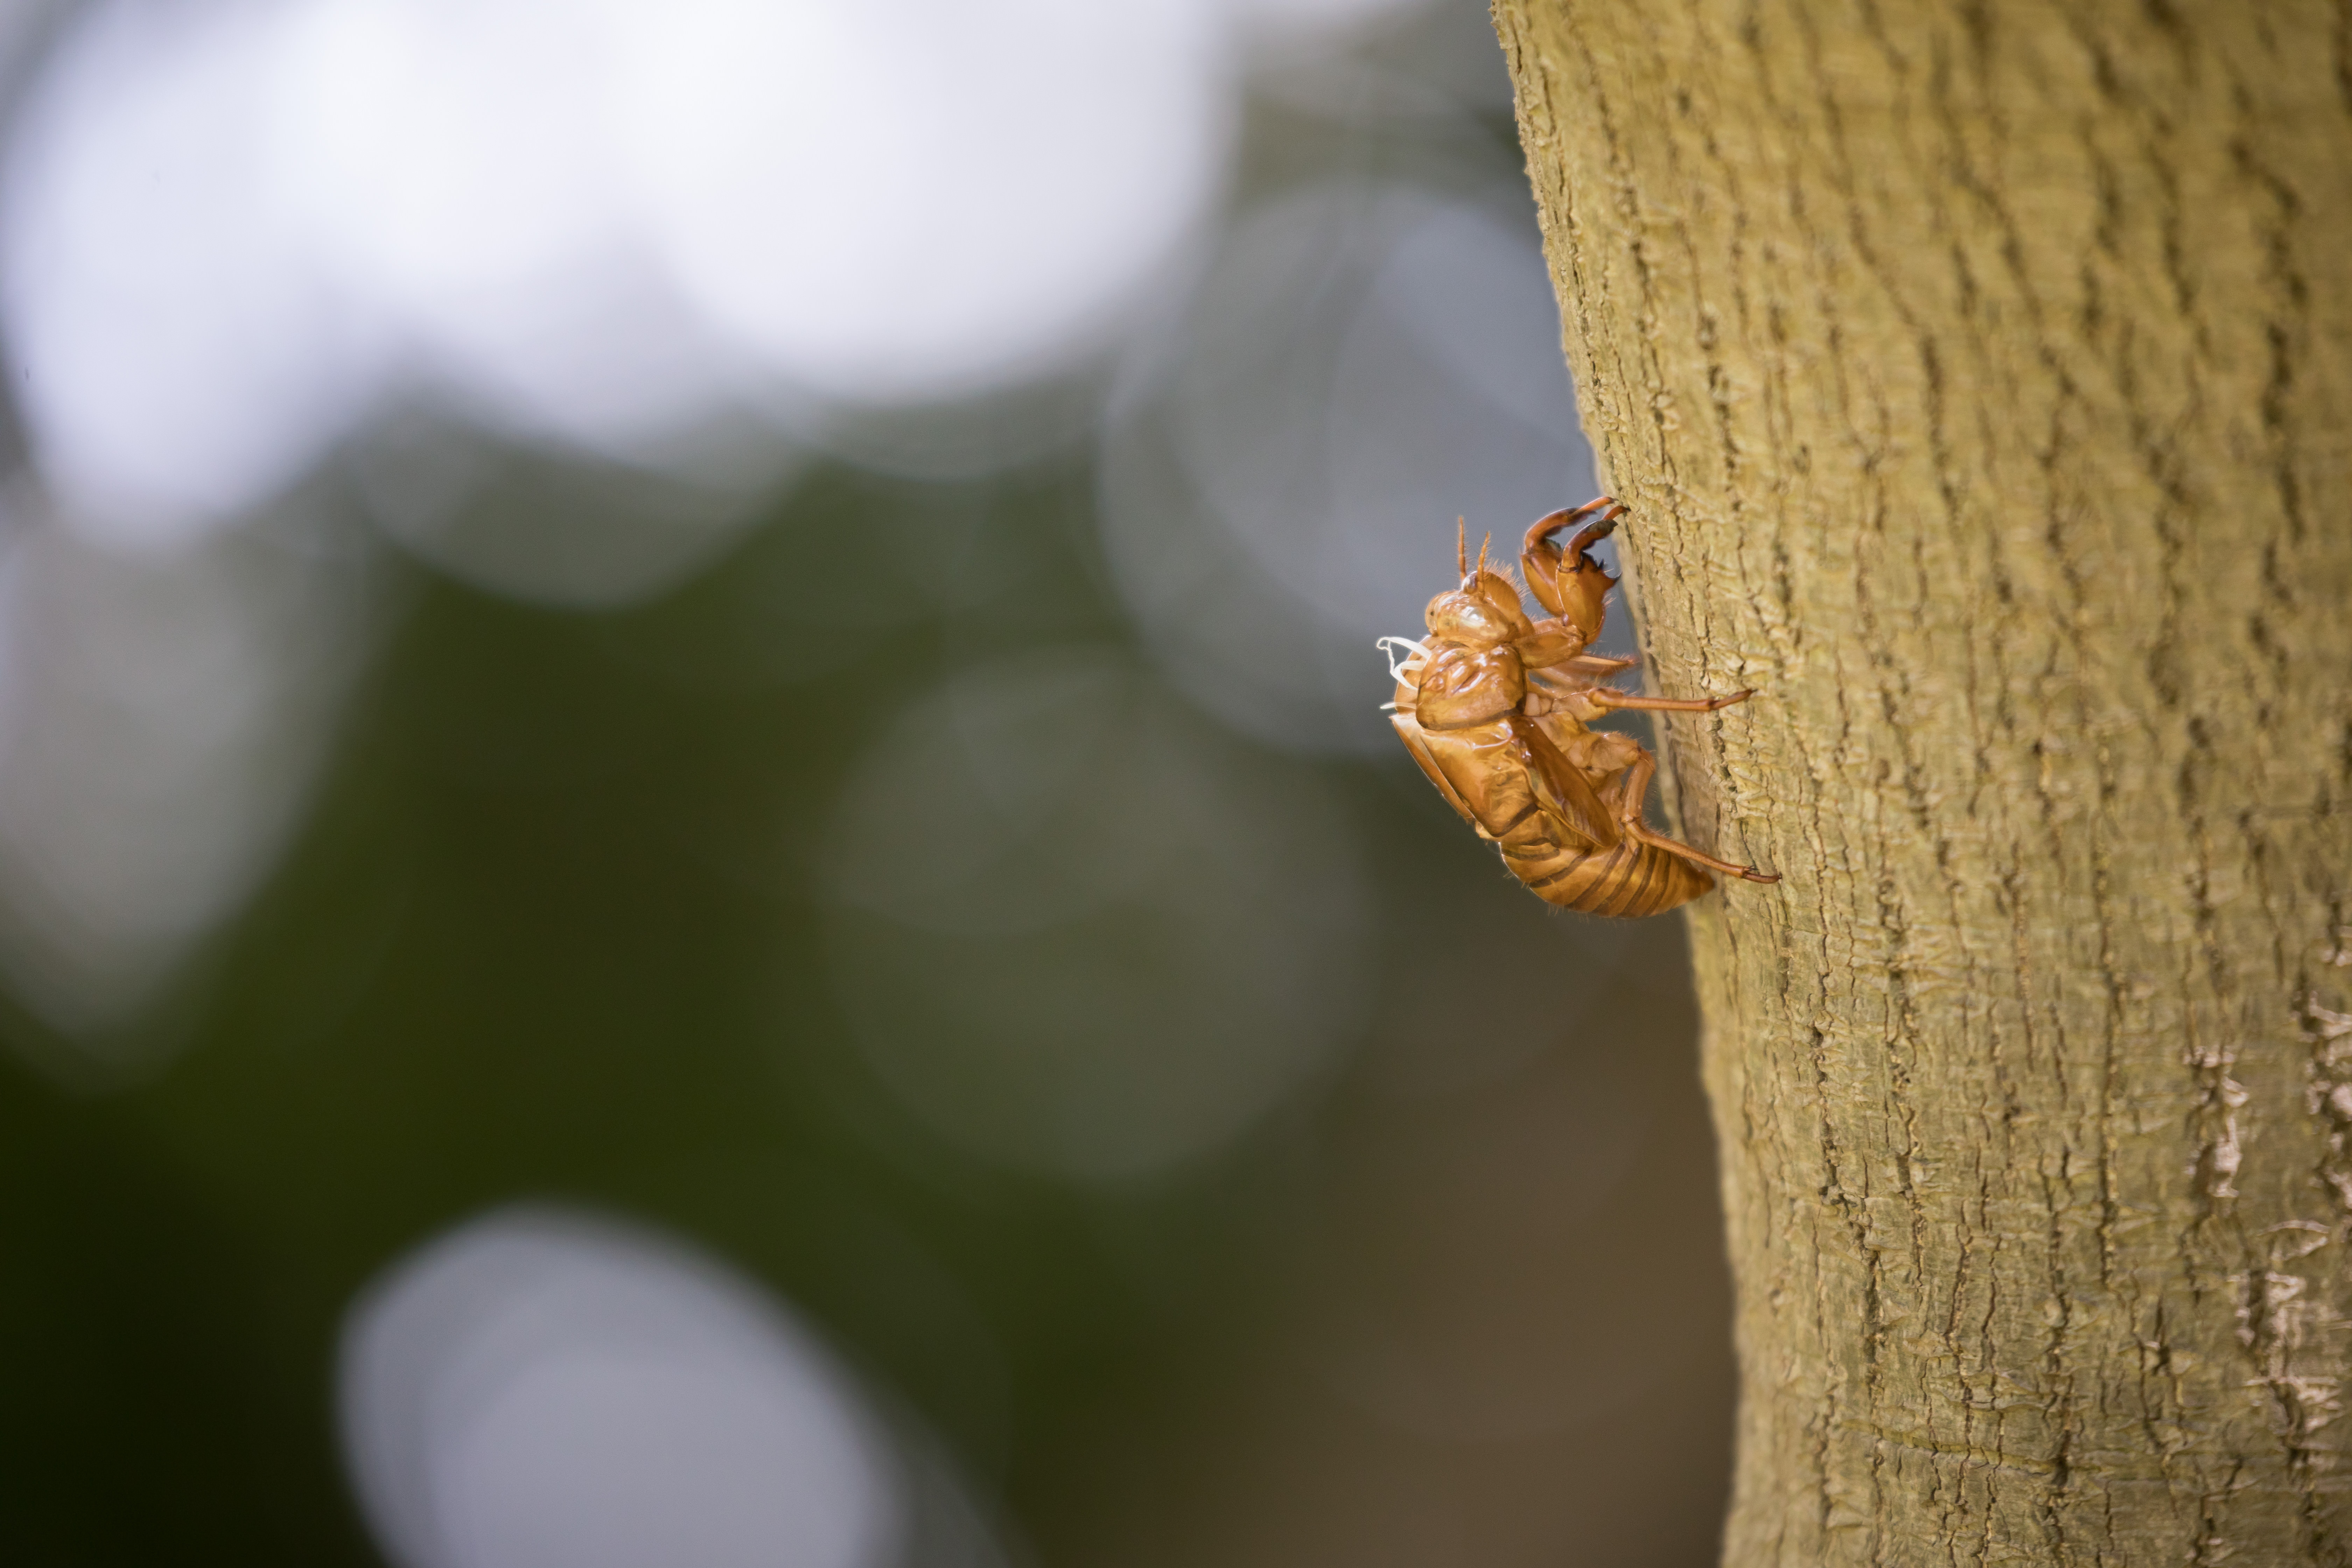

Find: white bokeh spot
[1,0,387,550]
[340,1207,925,1568]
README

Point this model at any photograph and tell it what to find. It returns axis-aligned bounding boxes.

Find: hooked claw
[1520,496,1625,634]
[1524,496,1626,564]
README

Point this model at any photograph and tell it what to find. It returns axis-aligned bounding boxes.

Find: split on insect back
[1379,497,1778,918]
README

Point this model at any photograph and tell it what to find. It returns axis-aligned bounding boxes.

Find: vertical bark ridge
[1492,1,2352,1561]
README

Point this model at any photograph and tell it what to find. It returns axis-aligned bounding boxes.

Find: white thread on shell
[1375,635,1429,684]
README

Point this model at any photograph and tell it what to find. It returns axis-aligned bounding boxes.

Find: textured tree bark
[1489,1,2352,1561]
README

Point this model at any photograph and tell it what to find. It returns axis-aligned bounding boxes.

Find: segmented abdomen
[1388,662,1716,919]
[1502,835,1714,917]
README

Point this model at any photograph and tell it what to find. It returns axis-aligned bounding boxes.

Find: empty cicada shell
[1380,498,1777,917]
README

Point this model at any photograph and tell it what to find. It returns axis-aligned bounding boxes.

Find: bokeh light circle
[340,1207,908,1568]
[605,0,1236,406]
[822,649,1372,1182]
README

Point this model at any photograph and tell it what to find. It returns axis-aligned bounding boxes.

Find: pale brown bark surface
[1491,1,2352,1561]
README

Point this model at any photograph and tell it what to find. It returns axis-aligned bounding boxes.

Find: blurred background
[0,1,1735,1563]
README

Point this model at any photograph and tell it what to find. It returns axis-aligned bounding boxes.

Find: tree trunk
[1489,1,2352,1561]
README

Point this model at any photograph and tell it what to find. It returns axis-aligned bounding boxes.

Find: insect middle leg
[1585,686,1752,713]
[1606,748,1781,884]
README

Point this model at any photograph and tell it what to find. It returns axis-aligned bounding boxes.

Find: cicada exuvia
[1381,498,1777,917]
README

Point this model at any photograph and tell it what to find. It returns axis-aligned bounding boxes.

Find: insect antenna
[1455,518,1467,579]
[1477,533,1492,577]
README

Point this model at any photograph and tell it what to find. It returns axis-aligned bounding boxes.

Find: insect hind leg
[1609,749,1781,884]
